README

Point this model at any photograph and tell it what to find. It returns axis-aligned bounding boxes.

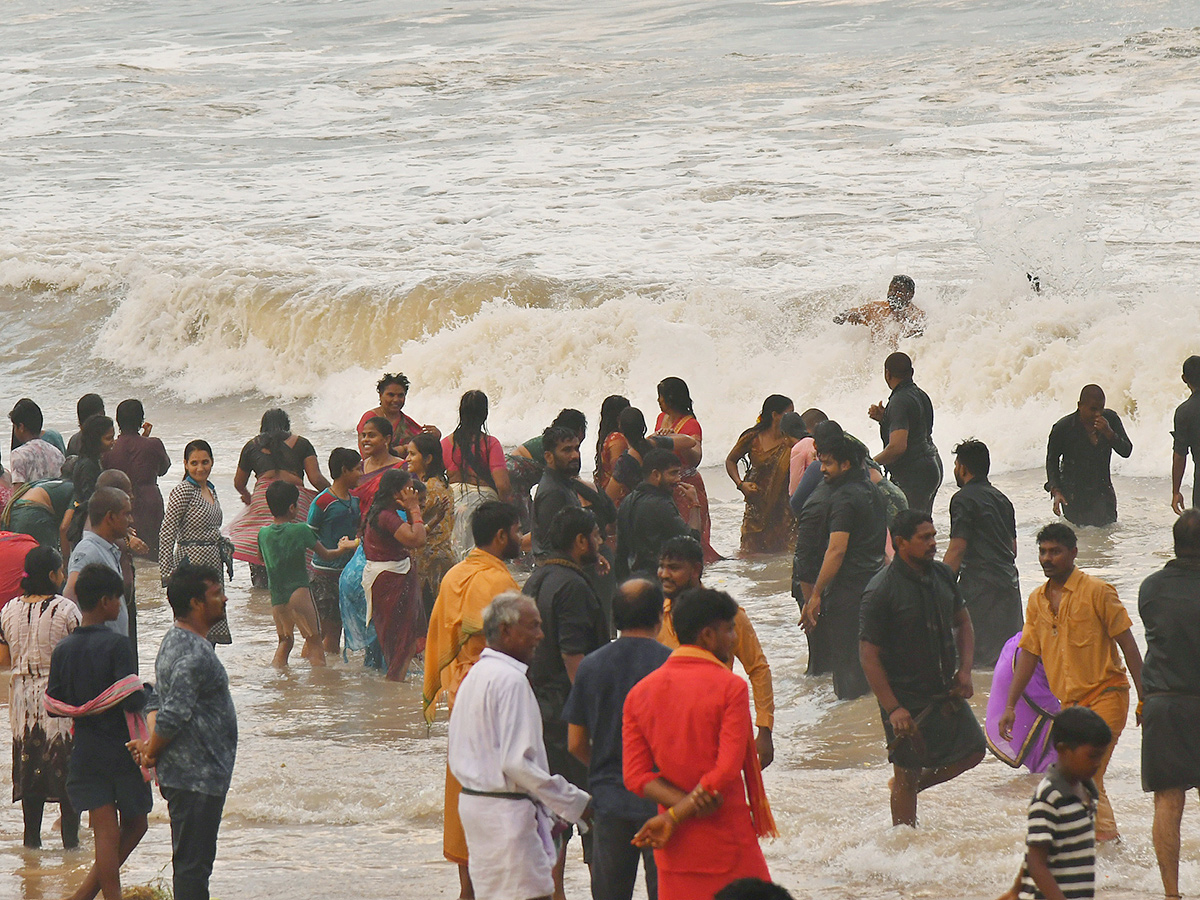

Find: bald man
[1045,385,1133,527]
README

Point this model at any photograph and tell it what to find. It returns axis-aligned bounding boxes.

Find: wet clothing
[862,557,985,770]
[1019,765,1098,900]
[860,558,965,710]
[236,435,317,479]
[357,409,422,450]
[8,439,64,484]
[257,523,317,607]
[948,477,1022,667]
[530,467,581,559]
[1,594,80,802]
[614,481,697,580]
[879,378,942,514]
[4,479,74,549]
[1172,392,1200,508]
[1138,558,1200,792]
[307,489,359,573]
[1045,410,1133,527]
[104,432,171,559]
[813,466,886,699]
[46,624,150,815]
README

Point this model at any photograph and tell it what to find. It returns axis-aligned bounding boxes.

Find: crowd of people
[2,345,1200,900]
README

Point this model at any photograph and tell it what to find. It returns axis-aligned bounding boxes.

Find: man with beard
[800,422,887,700]
[942,439,1022,667]
[422,501,523,899]
[523,507,610,896]
[999,523,1144,843]
[657,536,775,769]
[859,510,984,827]
[531,426,584,559]
[614,448,700,581]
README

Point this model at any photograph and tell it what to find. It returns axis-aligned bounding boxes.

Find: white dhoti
[459,793,555,900]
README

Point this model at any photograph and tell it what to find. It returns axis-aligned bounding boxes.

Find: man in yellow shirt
[655,535,775,769]
[998,522,1144,841]
[423,501,522,899]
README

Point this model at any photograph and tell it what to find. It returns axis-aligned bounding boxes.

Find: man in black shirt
[943,439,1021,667]
[1045,384,1133,527]
[800,422,887,700]
[531,425,583,558]
[869,352,942,514]
[523,506,610,895]
[614,448,700,580]
[1171,356,1200,514]
[1138,510,1200,900]
[859,509,984,827]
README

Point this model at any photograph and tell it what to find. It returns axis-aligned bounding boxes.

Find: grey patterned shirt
[147,625,237,795]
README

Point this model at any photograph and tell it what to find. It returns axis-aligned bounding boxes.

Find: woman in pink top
[440,390,511,559]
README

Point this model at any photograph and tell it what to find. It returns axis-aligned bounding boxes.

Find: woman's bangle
[666,806,680,824]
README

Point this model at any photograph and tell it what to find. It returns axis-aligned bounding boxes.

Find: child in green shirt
[257,481,357,668]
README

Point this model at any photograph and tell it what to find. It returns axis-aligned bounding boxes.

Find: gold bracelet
[666,806,680,824]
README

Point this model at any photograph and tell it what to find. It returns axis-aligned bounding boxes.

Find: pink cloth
[788,437,816,496]
[441,435,504,477]
[43,673,155,782]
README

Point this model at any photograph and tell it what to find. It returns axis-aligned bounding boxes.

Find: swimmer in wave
[833,275,925,341]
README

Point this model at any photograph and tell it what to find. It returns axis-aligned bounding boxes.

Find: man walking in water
[860,509,984,827]
[999,523,1144,842]
[1045,384,1133,527]
[868,352,942,514]
[942,439,1022,668]
[1171,356,1200,514]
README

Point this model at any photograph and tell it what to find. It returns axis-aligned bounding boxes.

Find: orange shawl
[671,646,778,838]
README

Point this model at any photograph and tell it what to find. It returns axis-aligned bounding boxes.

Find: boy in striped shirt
[1000,707,1112,900]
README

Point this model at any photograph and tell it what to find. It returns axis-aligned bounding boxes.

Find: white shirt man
[448,593,591,900]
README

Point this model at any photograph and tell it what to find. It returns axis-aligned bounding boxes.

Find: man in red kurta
[623,585,776,900]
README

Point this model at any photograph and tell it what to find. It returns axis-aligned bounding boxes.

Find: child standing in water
[307,448,363,653]
[998,706,1112,900]
[257,481,357,668]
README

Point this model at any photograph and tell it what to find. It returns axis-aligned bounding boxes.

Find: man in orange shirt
[624,587,777,900]
[998,522,1144,842]
[656,536,775,769]
[422,501,522,899]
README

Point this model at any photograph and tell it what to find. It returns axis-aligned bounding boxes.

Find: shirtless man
[834,275,925,339]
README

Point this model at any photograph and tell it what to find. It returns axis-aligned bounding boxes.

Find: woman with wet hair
[229,409,330,587]
[726,395,798,555]
[654,377,720,562]
[441,390,511,559]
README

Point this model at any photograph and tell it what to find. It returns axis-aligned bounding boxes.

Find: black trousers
[161,786,226,900]
[590,812,658,900]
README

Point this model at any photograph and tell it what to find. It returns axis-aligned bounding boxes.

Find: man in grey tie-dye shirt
[129,564,237,900]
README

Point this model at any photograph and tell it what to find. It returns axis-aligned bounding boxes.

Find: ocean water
[2,0,1199,897]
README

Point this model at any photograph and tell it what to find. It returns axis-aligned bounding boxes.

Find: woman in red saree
[360,468,427,681]
[352,416,405,513]
[654,377,720,563]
